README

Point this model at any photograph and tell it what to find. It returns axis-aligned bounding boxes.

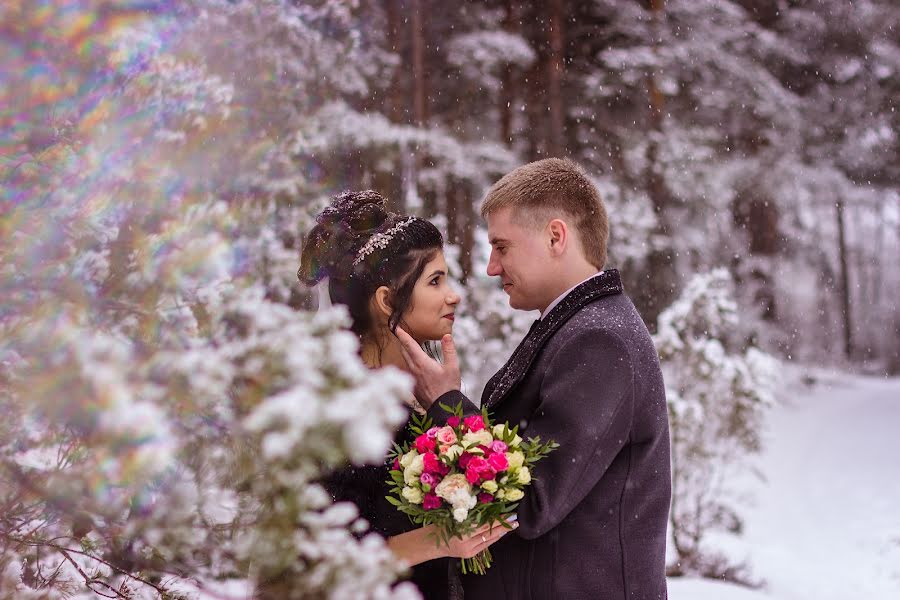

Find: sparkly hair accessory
[353,216,416,265]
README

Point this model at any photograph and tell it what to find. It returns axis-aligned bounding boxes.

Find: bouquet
[386,403,558,574]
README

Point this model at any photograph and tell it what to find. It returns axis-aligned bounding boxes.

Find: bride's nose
[446,288,461,306]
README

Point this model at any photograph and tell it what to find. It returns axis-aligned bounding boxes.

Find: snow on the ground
[668,369,900,600]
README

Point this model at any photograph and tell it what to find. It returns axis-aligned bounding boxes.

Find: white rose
[509,434,523,447]
[461,430,493,448]
[435,473,472,501]
[404,454,425,485]
[480,480,498,493]
[517,467,531,485]
[505,488,524,501]
[492,424,507,438]
[456,493,477,510]
[495,488,506,500]
[441,444,464,460]
[399,450,419,469]
[452,507,469,522]
[402,486,423,504]
[505,451,525,469]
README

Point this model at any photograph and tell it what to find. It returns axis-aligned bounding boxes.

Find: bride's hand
[435,521,516,559]
[387,520,517,566]
[394,328,461,408]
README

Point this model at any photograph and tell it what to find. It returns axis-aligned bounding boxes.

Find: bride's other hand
[440,521,515,559]
[394,327,461,408]
[388,521,516,566]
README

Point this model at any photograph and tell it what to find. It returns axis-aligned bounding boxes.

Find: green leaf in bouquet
[384,495,402,507]
[437,400,465,418]
[387,441,405,461]
[409,411,434,436]
[504,423,520,445]
[399,505,423,518]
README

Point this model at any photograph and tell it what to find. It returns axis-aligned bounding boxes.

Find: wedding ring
[481,534,486,543]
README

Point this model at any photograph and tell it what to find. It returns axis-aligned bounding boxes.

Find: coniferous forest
[1,1,898,598]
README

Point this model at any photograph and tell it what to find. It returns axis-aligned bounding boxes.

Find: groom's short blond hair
[481,158,609,269]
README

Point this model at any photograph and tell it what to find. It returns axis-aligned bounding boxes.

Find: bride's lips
[442,313,455,322]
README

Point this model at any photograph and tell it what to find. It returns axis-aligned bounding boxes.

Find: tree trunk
[546,0,566,157]
[410,0,436,217]
[524,61,544,160]
[836,198,853,359]
[633,0,678,331]
[385,0,405,123]
[498,0,517,147]
[411,0,428,129]
[460,191,475,284]
[446,178,460,248]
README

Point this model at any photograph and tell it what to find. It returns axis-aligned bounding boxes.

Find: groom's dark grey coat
[428,270,671,600]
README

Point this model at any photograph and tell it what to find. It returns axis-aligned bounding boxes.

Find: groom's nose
[486,251,502,277]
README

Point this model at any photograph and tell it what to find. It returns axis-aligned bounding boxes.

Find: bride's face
[400,251,461,342]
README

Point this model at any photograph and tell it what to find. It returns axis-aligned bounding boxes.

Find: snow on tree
[1,2,421,598]
[3,0,897,595]
[655,269,779,584]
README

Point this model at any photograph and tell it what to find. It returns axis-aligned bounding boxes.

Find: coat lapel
[482,269,624,409]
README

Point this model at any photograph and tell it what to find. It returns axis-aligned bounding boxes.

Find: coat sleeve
[426,390,480,425]
[515,327,634,540]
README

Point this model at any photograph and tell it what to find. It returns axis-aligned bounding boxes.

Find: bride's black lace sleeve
[324,462,397,537]
[321,412,462,600]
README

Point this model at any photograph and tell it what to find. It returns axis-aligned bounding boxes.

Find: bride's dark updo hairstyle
[298,190,444,339]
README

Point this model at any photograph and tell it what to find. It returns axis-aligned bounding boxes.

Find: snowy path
[669,371,900,600]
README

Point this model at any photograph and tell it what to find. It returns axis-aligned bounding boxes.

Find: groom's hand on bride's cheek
[394,327,461,408]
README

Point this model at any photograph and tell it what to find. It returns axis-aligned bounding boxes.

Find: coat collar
[483,269,624,408]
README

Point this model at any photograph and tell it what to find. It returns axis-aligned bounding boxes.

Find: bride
[297,190,514,598]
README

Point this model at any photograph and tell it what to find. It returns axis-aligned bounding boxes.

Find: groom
[396,158,671,599]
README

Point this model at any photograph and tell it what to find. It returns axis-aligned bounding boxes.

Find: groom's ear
[547,218,568,256]
[374,286,393,318]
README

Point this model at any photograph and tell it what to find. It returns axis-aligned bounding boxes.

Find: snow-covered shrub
[0,2,420,598]
[655,269,779,584]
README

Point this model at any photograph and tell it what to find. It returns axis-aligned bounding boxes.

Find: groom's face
[486,207,554,312]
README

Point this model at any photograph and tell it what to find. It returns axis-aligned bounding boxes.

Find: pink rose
[467,456,488,473]
[477,492,494,504]
[478,444,493,457]
[463,415,485,432]
[465,468,481,484]
[478,465,497,481]
[446,416,461,428]
[426,427,440,439]
[423,492,442,510]
[489,440,508,454]
[437,461,450,476]
[392,458,400,471]
[465,456,497,482]
[488,452,509,472]
[422,452,441,474]
[415,434,436,454]
[436,426,457,445]
[458,452,475,469]
[420,472,437,487]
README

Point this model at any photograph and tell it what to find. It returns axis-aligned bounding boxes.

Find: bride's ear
[373,285,393,318]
